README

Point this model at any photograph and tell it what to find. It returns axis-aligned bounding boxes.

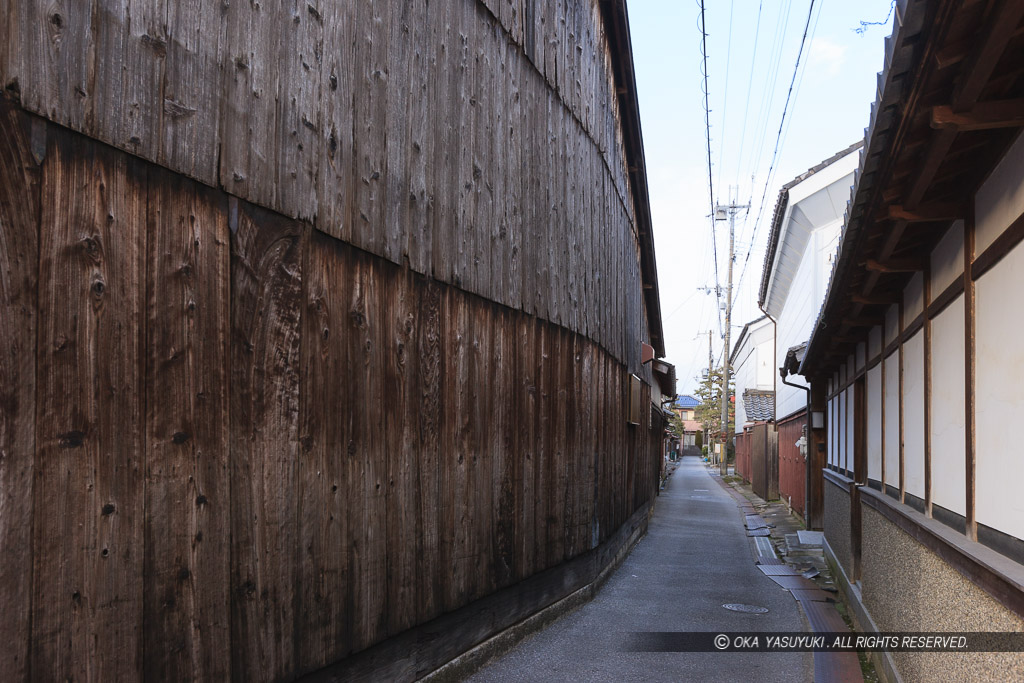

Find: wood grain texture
[144,168,231,681]
[0,99,39,683]
[32,128,146,683]
[351,0,391,256]
[297,229,354,670]
[315,0,355,242]
[220,0,282,215]
[229,200,305,683]
[160,0,224,184]
[0,0,651,372]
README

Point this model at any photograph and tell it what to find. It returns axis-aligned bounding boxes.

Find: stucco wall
[861,507,1024,681]
[824,477,853,579]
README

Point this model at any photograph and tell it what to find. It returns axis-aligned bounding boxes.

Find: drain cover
[722,603,769,614]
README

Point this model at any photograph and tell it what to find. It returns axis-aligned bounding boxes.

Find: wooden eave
[802,0,1024,377]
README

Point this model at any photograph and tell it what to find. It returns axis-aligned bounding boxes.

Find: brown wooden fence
[735,429,750,482]
[0,103,662,682]
[778,412,807,516]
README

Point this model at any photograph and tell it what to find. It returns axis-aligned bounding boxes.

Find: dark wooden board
[144,168,231,681]
[32,128,146,682]
[0,99,40,683]
[229,200,305,682]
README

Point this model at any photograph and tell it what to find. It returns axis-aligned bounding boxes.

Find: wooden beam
[851,293,898,306]
[842,316,884,328]
[932,100,1024,131]
[887,203,966,223]
[866,257,926,273]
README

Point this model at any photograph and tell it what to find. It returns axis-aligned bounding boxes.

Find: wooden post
[965,201,977,541]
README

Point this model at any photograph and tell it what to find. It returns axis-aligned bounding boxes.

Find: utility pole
[706,330,713,459]
[716,197,749,476]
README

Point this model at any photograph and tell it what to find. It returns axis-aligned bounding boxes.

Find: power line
[715,0,736,195]
[698,0,724,337]
[732,0,764,193]
[737,0,820,296]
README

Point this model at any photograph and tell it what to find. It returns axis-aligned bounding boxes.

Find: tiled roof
[675,395,700,409]
[743,389,775,423]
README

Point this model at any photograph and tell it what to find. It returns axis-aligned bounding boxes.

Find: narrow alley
[468,457,813,682]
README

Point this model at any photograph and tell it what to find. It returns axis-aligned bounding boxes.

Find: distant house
[672,395,702,456]
[796,2,1024,680]
[730,315,774,430]
[754,142,861,517]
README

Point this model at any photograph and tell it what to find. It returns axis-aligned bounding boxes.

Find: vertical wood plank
[516,315,537,579]
[351,250,388,650]
[455,0,476,291]
[504,46,523,312]
[316,0,356,242]
[417,278,443,623]
[33,132,146,683]
[405,0,432,274]
[161,0,225,185]
[144,170,231,682]
[296,229,351,671]
[351,0,392,256]
[430,0,456,283]
[383,0,413,265]
[469,300,494,600]
[229,201,304,683]
[0,102,40,683]
[276,0,323,222]
[384,267,421,635]
[220,0,281,214]
[16,0,92,133]
[493,308,516,587]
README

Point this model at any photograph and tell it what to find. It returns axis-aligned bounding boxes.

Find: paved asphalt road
[467,456,813,683]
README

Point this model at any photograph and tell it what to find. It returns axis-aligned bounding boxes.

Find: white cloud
[808,37,847,78]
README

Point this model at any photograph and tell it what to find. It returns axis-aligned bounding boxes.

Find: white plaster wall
[732,320,775,433]
[884,351,899,487]
[868,325,882,359]
[976,131,1024,254]
[885,304,899,346]
[903,330,925,500]
[856,342,866,371]
[867,364,882,482]
[904,272,924,322]
[828,396,836,467]
[931,220,964,295]
[930,296,966,516]
[845,386,854,473]
[976,245,1024,540]
[733,343,754,432]
[776,239,819,419]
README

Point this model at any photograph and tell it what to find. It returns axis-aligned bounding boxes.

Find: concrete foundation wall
[860,507,1024,681]
[823,477,853,579]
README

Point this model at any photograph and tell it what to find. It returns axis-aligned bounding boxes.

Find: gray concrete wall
[824,477,853,579]
[860,507,1024,681]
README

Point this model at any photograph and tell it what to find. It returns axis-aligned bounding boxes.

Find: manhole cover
[722,603,769,614]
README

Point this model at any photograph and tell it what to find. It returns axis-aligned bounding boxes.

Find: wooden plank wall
[0,0,649,376]
[0,102,661,682]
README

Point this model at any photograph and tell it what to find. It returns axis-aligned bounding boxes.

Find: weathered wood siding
[0,101,661,682]
[0,0,649,371]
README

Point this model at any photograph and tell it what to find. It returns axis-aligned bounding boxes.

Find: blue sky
[628,0,896,394]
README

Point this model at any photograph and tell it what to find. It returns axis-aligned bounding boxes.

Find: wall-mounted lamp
[811,411,824,429]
